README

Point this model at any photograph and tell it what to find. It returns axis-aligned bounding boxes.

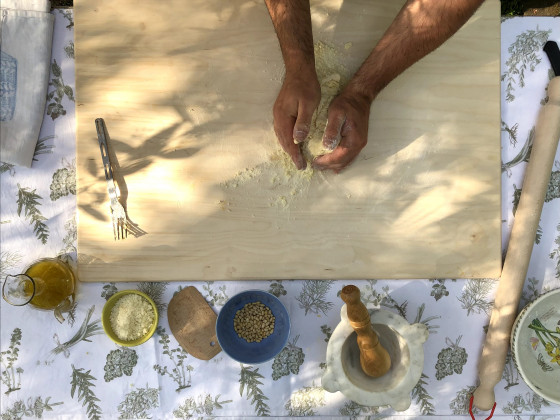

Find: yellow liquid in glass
[24,259,76,310]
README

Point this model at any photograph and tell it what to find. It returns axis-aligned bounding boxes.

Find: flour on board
[221,41,351,210]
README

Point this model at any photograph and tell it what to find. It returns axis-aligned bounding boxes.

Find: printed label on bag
[0,50,17,121]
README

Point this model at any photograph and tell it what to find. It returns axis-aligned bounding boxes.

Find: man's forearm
[347,0,486,101]
[264,0,316,75]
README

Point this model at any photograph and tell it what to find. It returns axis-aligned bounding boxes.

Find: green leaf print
[70,365,102,420]
[502,392,550,416]
[60,10,73,30]
[268,280,287,297]
[502,120,519,147]
[173,394,232,419]
[202,281,228,307]
[33,135,55,162]
[503,351,520,390]
[382,292,409,318]
[296,280,334,316]
[0,396,63,420]
[46,59,74,121]
[104,348,139,382]
[520,277,541,309]
[271,335,305,380]
[16,184,49,244]
[117,385,159,419]
[502,28,552,102]
[320,324,332,343]
[449,385,478,415]
[457,278,494,316]
[411,373,436,415]
[338,400,384,418]
[0,250,22,279]
[137,282,169,314]
[0,162,16,176]
[515,170,560,212]
[413,303,441,335]
[101,283,118,301]
[429,279,450,301]
[51,306,102,357]
[1,328,23,395]
[361,283,408,319]
[64,41,74,59]
[546,171,560,202]
[52,60,62,78]
[153,326,193,392]
[550,222,560,279]
[58,216,77,259]
[50,159,76,201]
[359,280,383,305]
[239,364,270,416]
[503,127,533,176]
[285,385,326,416]
[435,336,468,380]
[319,325,333,370]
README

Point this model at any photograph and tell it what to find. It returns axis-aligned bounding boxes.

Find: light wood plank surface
[75,0,501,282]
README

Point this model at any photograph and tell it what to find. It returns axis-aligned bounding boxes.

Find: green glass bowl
[102,290,158,347]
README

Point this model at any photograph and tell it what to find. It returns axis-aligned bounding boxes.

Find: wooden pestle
[340,285,392,377]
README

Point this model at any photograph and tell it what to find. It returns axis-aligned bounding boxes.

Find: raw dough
[221,41,351,209]
[301,41,351,161]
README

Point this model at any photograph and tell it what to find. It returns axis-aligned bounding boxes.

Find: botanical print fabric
[1,11,559,420]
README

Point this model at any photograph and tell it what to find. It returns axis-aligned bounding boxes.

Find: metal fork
[95,118,128,240]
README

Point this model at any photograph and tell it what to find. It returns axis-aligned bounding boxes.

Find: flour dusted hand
[265,0,486,173]
[272,72,320,170]
[312,87,371,173]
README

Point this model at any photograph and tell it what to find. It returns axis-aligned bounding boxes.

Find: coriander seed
[233,301,276,343]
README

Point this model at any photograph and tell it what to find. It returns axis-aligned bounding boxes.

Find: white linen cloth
[0,0,53,167]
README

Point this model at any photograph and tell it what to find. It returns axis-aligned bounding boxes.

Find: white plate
[511,288,560,405]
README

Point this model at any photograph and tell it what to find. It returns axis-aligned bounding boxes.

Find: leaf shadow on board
[75,0,501,280]
[78,157,109,224]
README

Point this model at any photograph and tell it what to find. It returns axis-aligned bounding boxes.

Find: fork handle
[95,118,114,182]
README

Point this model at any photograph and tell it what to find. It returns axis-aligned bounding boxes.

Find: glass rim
[2,274,35,306]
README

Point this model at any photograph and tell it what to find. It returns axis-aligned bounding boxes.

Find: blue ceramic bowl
[216,290,290,364]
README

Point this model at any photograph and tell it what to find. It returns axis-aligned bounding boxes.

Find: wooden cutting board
[75,0,501,282]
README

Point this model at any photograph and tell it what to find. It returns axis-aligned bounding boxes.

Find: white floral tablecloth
[1,11,559,420]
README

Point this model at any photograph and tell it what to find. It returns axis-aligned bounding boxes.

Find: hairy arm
[264,0,315,74]
[314,0,486,172]
[265,0,320,170]
[349,0,486,101]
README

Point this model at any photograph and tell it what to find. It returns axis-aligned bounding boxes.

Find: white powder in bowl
[110,294,155,341]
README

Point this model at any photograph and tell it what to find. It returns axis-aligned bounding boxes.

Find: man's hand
[266,0,485,172]
[273,72,320,170]
[313,88,371,173]
[265,0,318,169]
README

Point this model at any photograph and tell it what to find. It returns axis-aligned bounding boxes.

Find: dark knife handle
[544,41,560,77]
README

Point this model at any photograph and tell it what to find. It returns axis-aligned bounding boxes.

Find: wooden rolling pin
[473,74,560,410]
[340,285,392,377]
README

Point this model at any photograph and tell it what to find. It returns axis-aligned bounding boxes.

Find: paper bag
[0,1,54,167]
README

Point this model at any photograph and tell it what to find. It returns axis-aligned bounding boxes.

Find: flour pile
[221,41,351,210]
